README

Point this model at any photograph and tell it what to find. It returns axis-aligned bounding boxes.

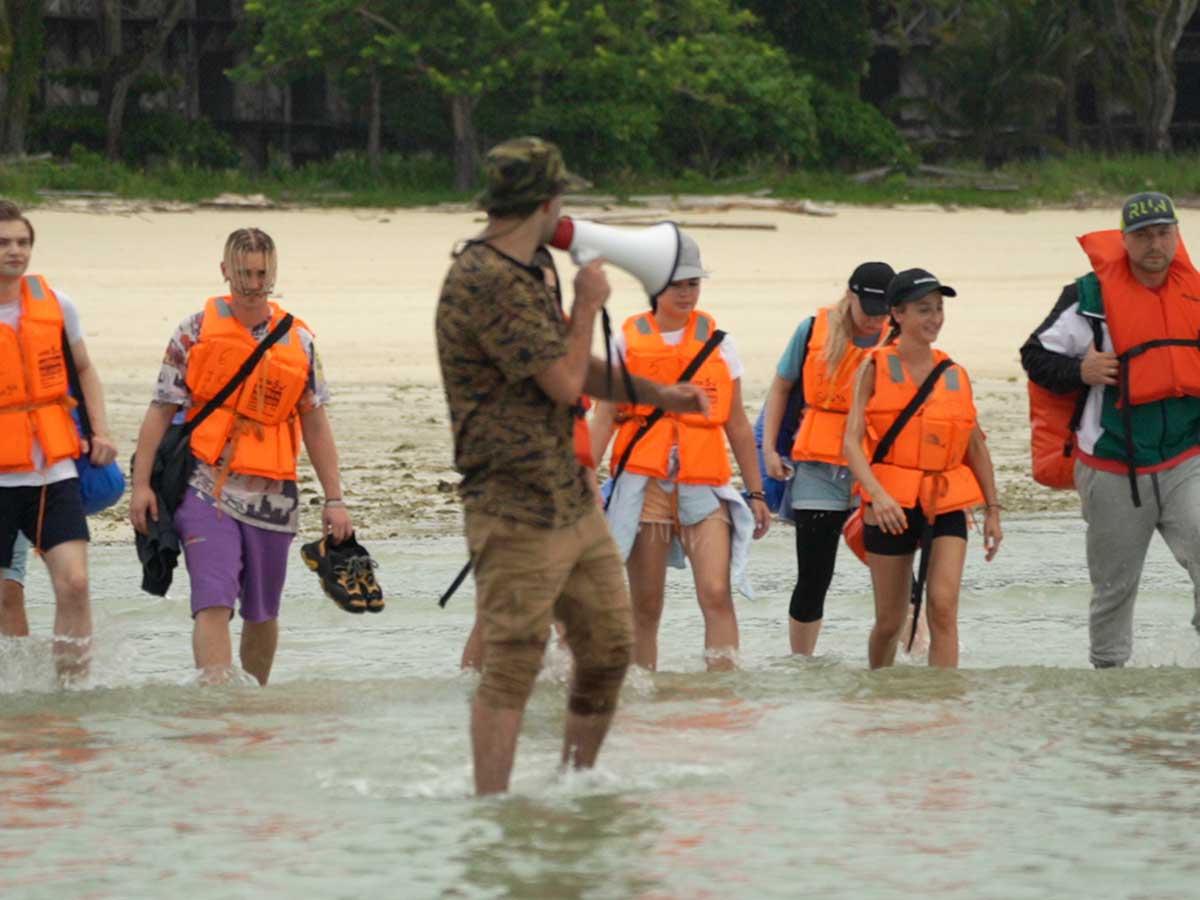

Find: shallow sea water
[3,514,1200,899]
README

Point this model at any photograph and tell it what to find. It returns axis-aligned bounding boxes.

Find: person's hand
[1081,343,1118,386]
[750,496,771,539]
[323,502,353,543]
[867,493,907,535]
[572,260,610,317]
[983,506,1003,561]
[656,383,709,417]
[85,433,117,466]
[129,484,158,536]
[764,448,791,481]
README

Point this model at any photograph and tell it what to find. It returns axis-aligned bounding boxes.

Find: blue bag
[75,454,126,515]
[752,385,804,515]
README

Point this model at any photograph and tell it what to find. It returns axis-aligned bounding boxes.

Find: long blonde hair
[223,227,277,297]
[822,290,857,376]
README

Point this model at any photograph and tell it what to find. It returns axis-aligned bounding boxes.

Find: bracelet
[324,498,346,508]
[986,503,1003,510]
[747,490,767,502]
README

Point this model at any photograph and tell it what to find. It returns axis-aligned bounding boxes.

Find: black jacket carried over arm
[1020,280,1089,395]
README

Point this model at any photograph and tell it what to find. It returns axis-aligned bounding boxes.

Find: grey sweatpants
[1076,455,1200,667]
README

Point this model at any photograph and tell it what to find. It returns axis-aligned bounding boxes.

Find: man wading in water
[1023,192,1200,668]
[436,137,708,794]
[131,228,357,684]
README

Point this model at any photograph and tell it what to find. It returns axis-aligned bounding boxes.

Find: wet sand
[29,202,1115,542]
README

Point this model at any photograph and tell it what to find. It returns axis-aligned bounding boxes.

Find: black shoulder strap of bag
[439,327,726,607]
[870,357,955,465]
[183,313,294,436]
[605,328,727,506]
[61,328,92,440]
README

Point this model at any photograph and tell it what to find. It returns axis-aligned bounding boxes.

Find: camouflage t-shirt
[436,242,591,528]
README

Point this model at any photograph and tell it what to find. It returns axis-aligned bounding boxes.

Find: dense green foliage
[2,0,1198,192]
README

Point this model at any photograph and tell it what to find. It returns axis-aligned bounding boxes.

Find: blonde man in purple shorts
[130,228,353,684]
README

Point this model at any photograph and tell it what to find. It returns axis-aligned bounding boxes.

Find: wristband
[747,490,767,502]
[324,498,346,508]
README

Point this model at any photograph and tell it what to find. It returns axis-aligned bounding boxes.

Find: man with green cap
[435,136,709,794]
[1022,191,1200,668]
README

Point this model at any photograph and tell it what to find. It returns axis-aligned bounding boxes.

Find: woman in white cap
[590,231,770,671]
[843,268,1003,669]
[758,262,893,656]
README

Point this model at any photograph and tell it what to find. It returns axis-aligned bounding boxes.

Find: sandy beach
[31,202,1118,542]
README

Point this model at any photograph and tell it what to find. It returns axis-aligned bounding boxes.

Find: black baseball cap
[849,261,895,315]
[1121,191,1178,233]
[885,268,958,307]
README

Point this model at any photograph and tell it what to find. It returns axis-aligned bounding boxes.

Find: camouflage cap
[476,137,590,214]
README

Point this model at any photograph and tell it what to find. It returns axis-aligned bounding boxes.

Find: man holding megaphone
[436,137,709,795]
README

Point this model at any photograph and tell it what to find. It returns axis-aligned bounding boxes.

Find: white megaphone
[550,217,681,297]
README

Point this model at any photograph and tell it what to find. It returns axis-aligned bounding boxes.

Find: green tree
[510,0,820,178]
[1091,0,1200,152]
[240,0,530,189]
[743,0,871,92]
[95,0,188,160]
[237,0,413,176]
[918,0,1067,163]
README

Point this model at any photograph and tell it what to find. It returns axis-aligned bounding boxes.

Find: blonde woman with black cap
[759,262,893,656]
[591,232,771,671]
[843,268,1003,669]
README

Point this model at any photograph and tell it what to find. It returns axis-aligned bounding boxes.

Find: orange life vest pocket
[31,403,80,466]
[0,409,34,471]
[235,356,308,426]
[793,408,847,463]
[676,425,731,486]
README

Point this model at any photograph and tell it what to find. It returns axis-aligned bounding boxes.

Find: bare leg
[240,619,279,685]
[462,618,484,671]
[789,618,821,656]
[41,540,92,681]
[193,607,233,677]
[562,710,616,770]
[867,553,915,670]
[472,700,524,795]
[0,580,29,637]
[684,516,738,670]
[625,526,671,670]
[924,537,967,668]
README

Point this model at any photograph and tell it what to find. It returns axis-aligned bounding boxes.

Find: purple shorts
[174,489,295,623]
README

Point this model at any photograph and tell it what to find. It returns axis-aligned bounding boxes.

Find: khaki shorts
[466,505,633,658]
[637,479,731,555]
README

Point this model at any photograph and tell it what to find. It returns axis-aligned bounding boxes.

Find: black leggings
[789,509,851,624]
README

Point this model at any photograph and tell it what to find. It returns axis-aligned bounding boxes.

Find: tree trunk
[1,0,43,156]
[1147,0,1199,153]
[97,0,189,161]
[450,94,479,192]
[367,65,381,177]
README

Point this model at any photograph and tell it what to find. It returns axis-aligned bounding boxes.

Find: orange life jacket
[185,297,311,481]
[1080,229,1200,406]
[0,275,81,473]
[573,395,595,469]
[559,307,594,469]
[612,310,732,485]
[791,306,876,465]
[1028,381,1084,489]
[862,346,983,516]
